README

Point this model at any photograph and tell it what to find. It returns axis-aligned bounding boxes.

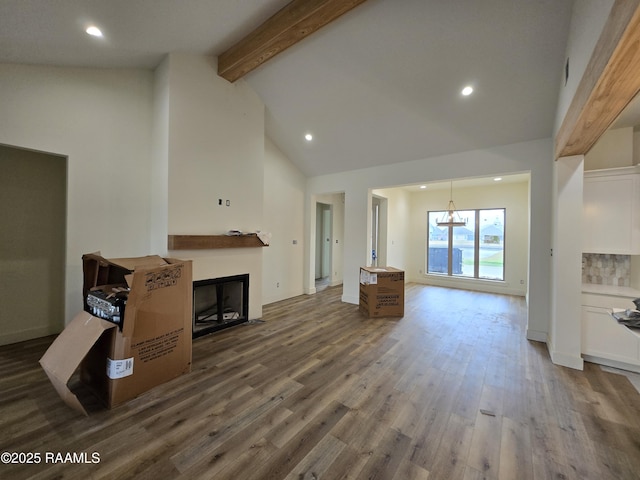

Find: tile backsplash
[582,253,631,286]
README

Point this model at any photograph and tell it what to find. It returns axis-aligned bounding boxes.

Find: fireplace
[192,274,249,338]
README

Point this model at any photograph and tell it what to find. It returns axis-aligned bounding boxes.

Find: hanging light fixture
[436,181,466,227]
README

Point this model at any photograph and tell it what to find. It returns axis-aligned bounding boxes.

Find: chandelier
[436,181,466,227]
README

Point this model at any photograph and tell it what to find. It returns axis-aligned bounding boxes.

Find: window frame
[426,208,505,281]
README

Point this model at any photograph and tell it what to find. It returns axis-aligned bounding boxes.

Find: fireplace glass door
[192,274,249,338]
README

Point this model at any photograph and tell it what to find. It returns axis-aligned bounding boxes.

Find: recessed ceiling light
[304,133,313,141]
[461,86,473,96]
[494,177,503,181]
[419,185,427,189]
[86,26,103,37]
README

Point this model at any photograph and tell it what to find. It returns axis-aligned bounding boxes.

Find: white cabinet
[582,306,640,366]
[581,291,640,371]
[583,166,640,254]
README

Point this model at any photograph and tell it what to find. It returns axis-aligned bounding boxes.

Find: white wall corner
[342,294,359,305]
[548,345,585,371]
[550,155,584,370]
[526,329,548,343]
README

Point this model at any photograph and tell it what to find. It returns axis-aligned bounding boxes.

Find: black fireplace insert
[192,274,249,338]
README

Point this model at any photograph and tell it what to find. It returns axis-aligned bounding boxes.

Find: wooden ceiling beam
[218,0,368,83]
[555,0,640,159]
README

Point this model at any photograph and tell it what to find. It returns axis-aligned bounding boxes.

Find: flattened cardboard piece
[39,311,117,416]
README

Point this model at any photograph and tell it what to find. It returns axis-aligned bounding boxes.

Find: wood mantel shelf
[168,234,268,250]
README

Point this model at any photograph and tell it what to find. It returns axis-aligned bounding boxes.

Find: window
[427,208,505,280]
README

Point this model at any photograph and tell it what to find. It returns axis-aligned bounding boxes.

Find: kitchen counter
[581,283,640,299]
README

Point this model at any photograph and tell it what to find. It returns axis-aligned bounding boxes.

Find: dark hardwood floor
[1,284,640,479]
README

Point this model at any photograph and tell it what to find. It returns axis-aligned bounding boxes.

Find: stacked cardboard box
[40,253,193,415]
[359,266,405,318]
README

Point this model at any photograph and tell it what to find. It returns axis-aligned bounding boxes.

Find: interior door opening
[0,144,67,346]
[371,195,387,267]
[315,202,332,289]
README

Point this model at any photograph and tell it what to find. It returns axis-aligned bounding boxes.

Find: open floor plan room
[1,284,640,479]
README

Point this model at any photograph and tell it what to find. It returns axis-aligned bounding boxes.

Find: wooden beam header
[555,1,640,159]
[218,0,368,83]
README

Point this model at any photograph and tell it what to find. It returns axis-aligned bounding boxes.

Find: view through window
[427,208,505,280]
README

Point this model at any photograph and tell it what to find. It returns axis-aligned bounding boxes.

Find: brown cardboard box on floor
[40,253,193,415]
[359,266,405,318]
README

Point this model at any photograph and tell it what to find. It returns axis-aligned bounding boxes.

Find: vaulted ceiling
[0,0,575,176]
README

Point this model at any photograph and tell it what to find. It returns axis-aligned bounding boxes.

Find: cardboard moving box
[40,254,193,415]
[359,266,405,318]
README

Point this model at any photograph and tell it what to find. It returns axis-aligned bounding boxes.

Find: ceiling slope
[245,0,575,175]
[0,0,575,177]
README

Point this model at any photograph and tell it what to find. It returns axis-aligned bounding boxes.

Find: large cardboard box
[40,254,193,415]
[359,266,405,318]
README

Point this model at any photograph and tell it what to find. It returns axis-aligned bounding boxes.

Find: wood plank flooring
[1,284,640,479]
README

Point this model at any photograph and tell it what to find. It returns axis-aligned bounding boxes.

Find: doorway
[0,144,67,345]
[371,195,388,267]
[315,202,332,290]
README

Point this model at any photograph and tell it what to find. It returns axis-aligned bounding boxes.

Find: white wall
[550,156,584,370]
[331,194,345,287]
[262,137,306,304]
[150,57,170,254]
[371,187,410,270]
[164,54,265,319]
[585,126,634,170]
[0,56,310,331]
[0,63,155,324]
[554,0,615,135]
[307,138,552,341]
[407,181,529,297]
[166,54,264,235]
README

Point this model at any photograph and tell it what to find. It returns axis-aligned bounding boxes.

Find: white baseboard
[408,276,526,297]
[548,344,584,370]
[0,325,59,347]
[263,288,305,306]
[582,354,640,374]
[342,294,358,305]
[526,329,547,343]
